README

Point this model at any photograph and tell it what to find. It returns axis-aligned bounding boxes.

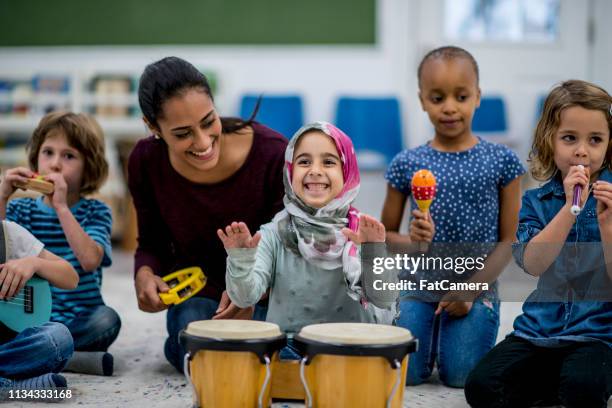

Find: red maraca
[411,169,436,213]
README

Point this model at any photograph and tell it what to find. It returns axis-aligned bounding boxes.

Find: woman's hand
[217,222,261,249]
[409,210,435,242]
[212,290,255,320]
[342,214,386,244]
[0,257,39,300]
[563,165,590,209]
[135,267,170,313]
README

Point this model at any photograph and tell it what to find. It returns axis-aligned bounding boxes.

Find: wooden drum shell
[180,320,286,408]
[189,349,279,408]
[294,323,416,408]
[301,354,409,408]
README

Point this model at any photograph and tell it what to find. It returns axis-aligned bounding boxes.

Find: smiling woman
[127,56,288,373]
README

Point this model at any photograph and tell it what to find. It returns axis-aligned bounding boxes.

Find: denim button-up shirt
[511,169,612,348]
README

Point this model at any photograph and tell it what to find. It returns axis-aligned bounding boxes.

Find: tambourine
[159,267,207,305]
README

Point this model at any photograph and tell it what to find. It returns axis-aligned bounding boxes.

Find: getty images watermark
[361,242,612,302]
[370,253,489,292]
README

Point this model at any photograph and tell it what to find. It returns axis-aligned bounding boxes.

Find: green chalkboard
[0,0,375,46]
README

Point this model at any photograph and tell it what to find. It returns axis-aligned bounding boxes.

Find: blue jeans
[164,297,267,373]
[279,337,302,360]
[0,322,73,387]
[395,298,500,388]
[63,305,122,351]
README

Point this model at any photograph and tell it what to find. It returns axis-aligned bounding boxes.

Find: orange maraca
[411,169,436,213]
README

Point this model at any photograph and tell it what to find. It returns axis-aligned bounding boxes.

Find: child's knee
[438,366,469,388]
[464,366,503,408]
[558,376,610,408]
[405,373,426,386]
[163,337,183,374]
[167,297,218,334]
[40,322,74,365]
[438,356,479,388]
[92,306,122,333]
[405,359,432,386]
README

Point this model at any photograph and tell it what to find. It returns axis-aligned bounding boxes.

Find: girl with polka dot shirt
[381,46,525,387]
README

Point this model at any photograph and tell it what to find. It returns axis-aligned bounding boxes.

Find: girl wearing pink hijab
[218,122,397,344]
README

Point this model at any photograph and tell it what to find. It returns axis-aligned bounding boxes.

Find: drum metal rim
[293,335,417,368]
[179,330,286,364]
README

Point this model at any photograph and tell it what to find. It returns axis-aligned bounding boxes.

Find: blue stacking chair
[239,94,304,138]
[472,96,507,133]
[335,96,404,170]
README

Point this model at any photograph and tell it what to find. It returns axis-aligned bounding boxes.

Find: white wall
[407,0,591,161]
[591,0,612,93]
[0,1,413,139]
[0,0,606,162]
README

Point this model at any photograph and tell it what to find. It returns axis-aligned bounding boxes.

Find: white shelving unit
[0,71,147,140]
[0,71,146,243]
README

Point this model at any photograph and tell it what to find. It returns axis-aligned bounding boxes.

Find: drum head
[298,323,412,345]
[185,319,282,340]
[295,323,416,366]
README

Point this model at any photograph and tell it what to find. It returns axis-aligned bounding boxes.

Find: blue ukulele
[0,277,52,332]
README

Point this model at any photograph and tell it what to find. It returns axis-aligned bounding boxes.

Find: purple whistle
[570,185,582,215]
[570,164,584,216]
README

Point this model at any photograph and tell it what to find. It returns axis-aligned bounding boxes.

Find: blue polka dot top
[385,138,525,243]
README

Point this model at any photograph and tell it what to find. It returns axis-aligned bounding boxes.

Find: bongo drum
[179,320,286,408]
[294,323,416,408]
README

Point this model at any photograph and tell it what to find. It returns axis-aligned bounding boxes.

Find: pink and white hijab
[272,121,363,301]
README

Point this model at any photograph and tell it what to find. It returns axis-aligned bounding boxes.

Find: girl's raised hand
[594,181,612,228]
[217,222,261,249]
[0,167,34,201]
[342,214,385,244]
[409,209,435,243]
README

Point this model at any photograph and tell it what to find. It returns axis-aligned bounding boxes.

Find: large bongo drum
[179,320,286,408]
[294,323,416,408]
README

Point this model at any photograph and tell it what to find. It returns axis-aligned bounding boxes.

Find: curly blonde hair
[529,80,612,181]
[27,112,108,195]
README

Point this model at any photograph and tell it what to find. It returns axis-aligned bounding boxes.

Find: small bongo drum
[179,320,286,408]
[294,323,416,408]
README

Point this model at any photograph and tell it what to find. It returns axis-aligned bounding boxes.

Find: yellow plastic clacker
[14,174,55,194]
[159,267,207,305]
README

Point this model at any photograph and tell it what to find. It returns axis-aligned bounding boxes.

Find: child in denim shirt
[466,80,612,408]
